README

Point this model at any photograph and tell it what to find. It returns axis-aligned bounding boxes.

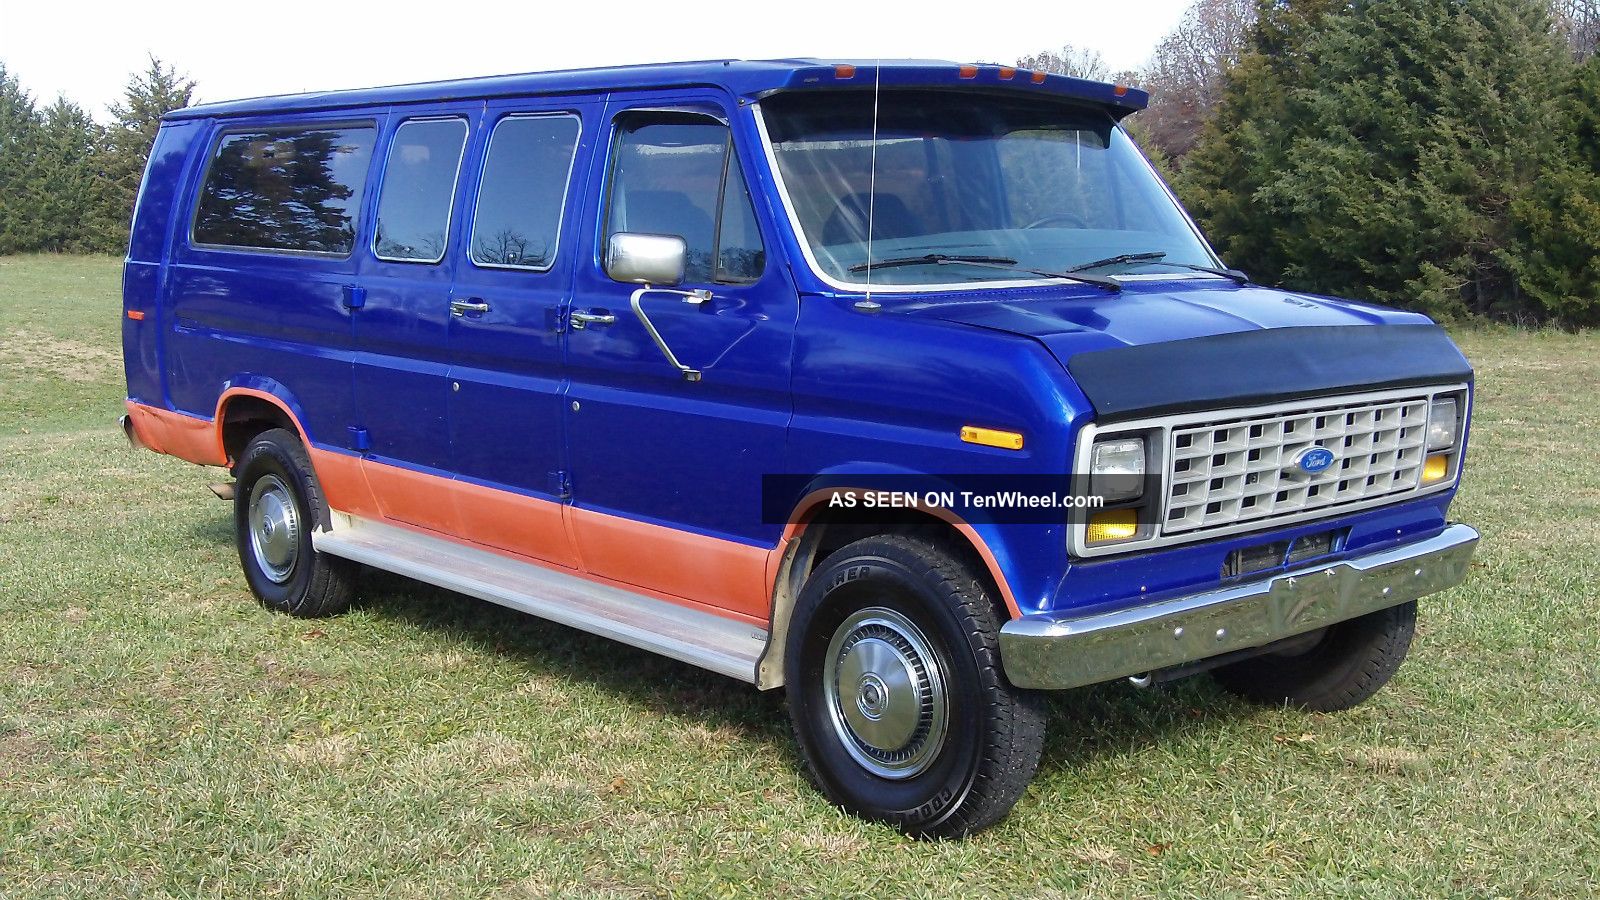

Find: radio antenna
[856,60,883,312]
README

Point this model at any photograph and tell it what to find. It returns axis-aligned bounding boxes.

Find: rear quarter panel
[124,119,204,405]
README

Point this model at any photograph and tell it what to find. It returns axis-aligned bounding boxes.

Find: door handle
[450,299,490,317]
[569,310,616,330]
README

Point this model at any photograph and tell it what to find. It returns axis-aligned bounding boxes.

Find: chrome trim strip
[1000,523,1479,690]
[313,515,767,683]
[1069,383,1470,558]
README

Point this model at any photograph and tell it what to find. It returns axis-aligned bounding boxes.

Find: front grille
[1164,393,1431,535]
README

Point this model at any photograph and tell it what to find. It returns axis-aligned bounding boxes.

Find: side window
[373,118,468,263]
[192,125,376,255]
[715,155,766,282]
[605,113,766,284]
[470,115,582,269]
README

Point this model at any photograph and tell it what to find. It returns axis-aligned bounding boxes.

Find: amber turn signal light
[960,426,1024,450]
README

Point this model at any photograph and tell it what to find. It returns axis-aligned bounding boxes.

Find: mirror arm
[630,285,708,381]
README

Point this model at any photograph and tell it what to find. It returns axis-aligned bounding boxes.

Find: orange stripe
[306,447,381,520]
[571,506,770,619]
[124,400,227,466]
[132,397,1018,624]
[454,476,578,569]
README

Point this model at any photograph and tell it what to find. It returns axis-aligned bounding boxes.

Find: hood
[900,280,1428,359]
[899,280,1471,421]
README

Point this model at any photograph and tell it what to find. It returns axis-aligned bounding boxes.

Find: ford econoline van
[121,59,1478,837]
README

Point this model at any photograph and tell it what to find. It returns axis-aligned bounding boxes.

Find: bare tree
[1550,0,1599,59]
[1137,0,1257,160]
[1016,44,1112,80]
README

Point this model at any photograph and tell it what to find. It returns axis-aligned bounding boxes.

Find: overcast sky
[0,0,1192,118]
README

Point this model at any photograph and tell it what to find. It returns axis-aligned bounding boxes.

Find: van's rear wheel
[784,535,1045,838]
[233,428,354,618]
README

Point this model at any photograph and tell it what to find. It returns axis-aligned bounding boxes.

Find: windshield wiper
[849,253,1020,272]
[1068,251,1250,284]
[848,253,1121,291]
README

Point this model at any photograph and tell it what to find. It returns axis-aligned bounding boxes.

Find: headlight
[1090,437,1145,503]
[1426,397,1459,451]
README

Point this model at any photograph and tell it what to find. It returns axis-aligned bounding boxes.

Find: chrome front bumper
[999,524,1480,690]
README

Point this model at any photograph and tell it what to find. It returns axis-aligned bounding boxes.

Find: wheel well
[756,505,1008,690]
[220,396,296,470]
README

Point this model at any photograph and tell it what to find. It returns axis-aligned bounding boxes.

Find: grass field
[1,254,1597,898]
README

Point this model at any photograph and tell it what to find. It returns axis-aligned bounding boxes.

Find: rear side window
[192,125,376,255]
[374,118,469,263]
[605,114,766,284]
[470,115,582,269]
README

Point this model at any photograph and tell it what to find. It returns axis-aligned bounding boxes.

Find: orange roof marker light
[958,65,979,79]
[1113,83,1130,97]
[834,64,856,79]
[1031,70,1047,84]
[998,67,1017,80]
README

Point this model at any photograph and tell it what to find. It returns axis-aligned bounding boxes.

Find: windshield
[761,90,1217,287]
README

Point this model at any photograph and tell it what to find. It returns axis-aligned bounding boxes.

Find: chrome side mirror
[606,232,686,286]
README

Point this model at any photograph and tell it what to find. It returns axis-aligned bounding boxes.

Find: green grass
[1,253,1597,897]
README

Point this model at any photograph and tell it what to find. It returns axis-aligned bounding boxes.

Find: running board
[312,515,767,683]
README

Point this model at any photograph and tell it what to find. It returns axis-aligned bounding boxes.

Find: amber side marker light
[1422,454,1451,484]
[834,64,856,79]
[961,426,1024,450]
[126,309,146,321]
[958,65,979,79]
[998,67,1016,80]
[1086,508,1139,544]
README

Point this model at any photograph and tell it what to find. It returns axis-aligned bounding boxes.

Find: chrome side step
[312,515,768,683]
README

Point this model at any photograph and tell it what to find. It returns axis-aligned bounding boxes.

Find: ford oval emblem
[1295,446,1336,474]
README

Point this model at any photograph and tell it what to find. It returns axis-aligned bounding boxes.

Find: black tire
[233,428,354,618]
[784,534,1045,839]
[1211,600,1417,712]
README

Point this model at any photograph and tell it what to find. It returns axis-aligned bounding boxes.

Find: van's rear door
[442,97,599,568]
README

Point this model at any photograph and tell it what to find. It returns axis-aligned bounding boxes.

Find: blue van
[122,59,1479,837]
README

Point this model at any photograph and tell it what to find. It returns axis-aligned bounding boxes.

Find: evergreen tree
[33,96,104,253]
[0,63,42,254]
[1505,53,1600,324]
[1180,0,1581,321]
[88,55,194,252]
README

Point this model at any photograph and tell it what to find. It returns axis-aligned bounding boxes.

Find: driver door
[562,96,795,619]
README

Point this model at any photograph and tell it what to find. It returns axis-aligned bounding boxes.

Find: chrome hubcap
[248,474,300,584]
[823,607,948,779]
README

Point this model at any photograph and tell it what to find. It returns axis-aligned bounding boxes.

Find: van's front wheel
[1210,600,1417,712]
[233,428,354,618]
[784,535,1045,838]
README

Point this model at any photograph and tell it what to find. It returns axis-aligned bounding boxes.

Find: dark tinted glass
[605,116,765,284]
[716,154,765,282]
[374,118,467,262]
[193,126,376,254]
[470,115,582,268]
